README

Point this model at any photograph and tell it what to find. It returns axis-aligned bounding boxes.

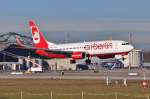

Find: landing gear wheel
[85,59,91,64]
[122,57,125,61]
[70,59,76,64]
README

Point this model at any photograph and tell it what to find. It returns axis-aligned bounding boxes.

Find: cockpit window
[122,42,129,45]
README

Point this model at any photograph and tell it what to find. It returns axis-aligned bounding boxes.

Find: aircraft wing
[10,45,73,53]
[15,36,73,53]
[12,36,85,59]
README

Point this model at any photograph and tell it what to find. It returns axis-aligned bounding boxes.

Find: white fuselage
[48,40,134,55]
[29,20,134,58]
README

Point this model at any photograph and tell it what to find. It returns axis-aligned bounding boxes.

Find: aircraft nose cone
[129,45,134,51]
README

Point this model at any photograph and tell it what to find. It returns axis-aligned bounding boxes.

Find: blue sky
[0,0,150,32]
[0,0,150,49]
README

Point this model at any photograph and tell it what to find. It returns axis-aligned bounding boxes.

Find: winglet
[16,36,25,47]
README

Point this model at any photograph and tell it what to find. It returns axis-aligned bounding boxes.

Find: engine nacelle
[71,52,85,59]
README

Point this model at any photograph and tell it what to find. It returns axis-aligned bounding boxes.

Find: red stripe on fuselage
[90,52,128,59]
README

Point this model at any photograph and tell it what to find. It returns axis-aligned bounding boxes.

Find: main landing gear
[85,58,91,64]
[70,59,76,64]
[85,54,91,64]
[70,58,91,64]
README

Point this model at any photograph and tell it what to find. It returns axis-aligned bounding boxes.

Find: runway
[0,74,148,80]
[0,69,149,80]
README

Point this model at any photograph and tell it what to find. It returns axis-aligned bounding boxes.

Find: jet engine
[71,52,85,59]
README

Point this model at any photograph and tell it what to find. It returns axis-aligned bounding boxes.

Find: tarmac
[0,69,149,80]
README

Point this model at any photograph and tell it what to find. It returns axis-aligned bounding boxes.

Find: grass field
[0,79,149,99]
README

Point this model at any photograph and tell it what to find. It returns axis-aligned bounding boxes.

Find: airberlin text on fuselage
[84,42,112,50]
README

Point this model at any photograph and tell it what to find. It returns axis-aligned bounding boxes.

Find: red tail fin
[29,20,48,48]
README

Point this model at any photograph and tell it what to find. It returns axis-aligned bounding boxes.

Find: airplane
[27,20,134,64]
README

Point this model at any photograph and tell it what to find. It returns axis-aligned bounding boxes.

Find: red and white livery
[28,20,134,64]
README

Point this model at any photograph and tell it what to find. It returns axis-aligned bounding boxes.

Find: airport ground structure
[0,32,146,72]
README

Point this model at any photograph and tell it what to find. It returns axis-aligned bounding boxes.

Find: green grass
[0,79,149,99]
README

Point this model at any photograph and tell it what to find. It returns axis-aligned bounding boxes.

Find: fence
[0,91,149,99]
